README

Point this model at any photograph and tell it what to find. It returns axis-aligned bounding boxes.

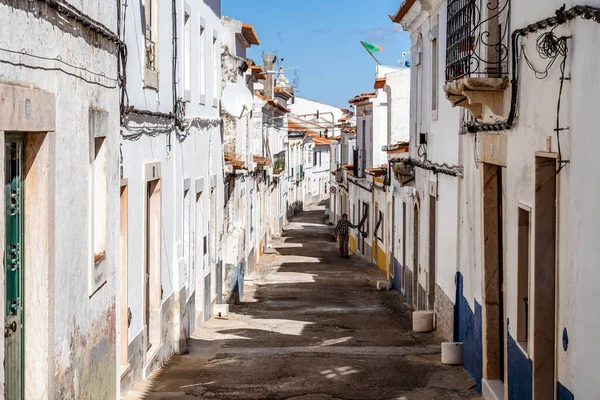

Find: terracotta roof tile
[374,78,386,89]
[390,0,417,23]
[348,92,377,104]
[255,94,290,113]
[313,136,330,146]
[242,24,260,45]
[253,155,271,166]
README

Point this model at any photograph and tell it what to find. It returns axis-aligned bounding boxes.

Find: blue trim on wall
[392,257,402,291]
[455,272,483,393]
[557,382,574,400]
[507,331,532,399]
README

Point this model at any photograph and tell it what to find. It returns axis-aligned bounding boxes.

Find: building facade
[119,0,224,394]
[391,0,600,398]
[0,1,121,398]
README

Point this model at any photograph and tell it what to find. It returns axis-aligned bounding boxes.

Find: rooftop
[389,0,416,23]
[348,92,377,104]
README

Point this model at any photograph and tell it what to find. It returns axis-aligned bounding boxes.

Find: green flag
[360,41,383,55]
[360,41,383,65]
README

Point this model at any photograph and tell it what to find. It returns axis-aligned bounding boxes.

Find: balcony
[444,0,510,122]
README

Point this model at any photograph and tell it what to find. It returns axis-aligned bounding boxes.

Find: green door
[4,138,24,400]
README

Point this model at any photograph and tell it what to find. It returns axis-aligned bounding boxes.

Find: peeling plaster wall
[0,1,119,398]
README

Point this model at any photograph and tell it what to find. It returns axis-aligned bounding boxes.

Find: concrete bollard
[441,342,463,365]
[412,310,434,332]
[377,281,391,291]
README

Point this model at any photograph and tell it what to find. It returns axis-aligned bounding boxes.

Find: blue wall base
[455,272,483,393]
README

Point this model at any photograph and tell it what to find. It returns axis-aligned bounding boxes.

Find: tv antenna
[293,70,300,96]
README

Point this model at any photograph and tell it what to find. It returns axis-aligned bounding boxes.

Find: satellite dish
[222,83,253,118]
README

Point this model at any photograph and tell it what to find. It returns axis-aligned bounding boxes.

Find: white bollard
[213,304,229,318]
[412,310,434,332]
[377,281,391,291]
[441,342,463,365]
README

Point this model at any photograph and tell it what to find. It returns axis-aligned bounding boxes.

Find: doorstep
[482,379,504,400]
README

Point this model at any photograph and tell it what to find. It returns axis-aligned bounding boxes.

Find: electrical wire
[36,0,123,46]
[0,46,118,82]
[0,58,117,89]
[521,30,568,80]
[521,28,570,174]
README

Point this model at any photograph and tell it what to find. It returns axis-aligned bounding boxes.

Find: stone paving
[123,204,479,400]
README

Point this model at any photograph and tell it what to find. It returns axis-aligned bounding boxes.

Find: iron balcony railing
[445,0,510,82]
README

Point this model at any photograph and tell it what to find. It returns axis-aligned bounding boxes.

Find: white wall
[385,69,411,145]
[0,2,120,398]
[121,0,223,391]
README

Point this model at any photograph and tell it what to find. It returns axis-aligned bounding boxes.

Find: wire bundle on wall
[520,14,571,173]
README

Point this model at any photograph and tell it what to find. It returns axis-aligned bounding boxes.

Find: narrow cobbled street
[124,205,478,400]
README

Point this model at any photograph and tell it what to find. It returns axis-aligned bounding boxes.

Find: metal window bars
[445,0,510,81]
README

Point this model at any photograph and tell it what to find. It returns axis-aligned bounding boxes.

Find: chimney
[262,53,277,100]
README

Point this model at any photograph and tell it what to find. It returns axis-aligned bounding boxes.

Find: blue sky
[222,0,411,108]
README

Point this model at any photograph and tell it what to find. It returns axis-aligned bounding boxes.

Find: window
[144,0,158,71]
[431,38,438,112]
[313,151,317,166]
[90,109,109,295]
[517,206,531,350]
[445,0,509,80]
[183,11,191,97]
[446,0,473,81]
[318,151,322,166]
[199,18,206,103]
[93,137,107,265]
[212,34,219,105]
[361,119,366,150]
[183,188,191,285]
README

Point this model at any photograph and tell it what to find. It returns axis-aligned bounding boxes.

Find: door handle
[4,321,17,338]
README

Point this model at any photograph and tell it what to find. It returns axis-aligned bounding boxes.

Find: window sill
[144,68,159,91]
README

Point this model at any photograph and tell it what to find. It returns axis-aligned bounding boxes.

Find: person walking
[335,214,357,258]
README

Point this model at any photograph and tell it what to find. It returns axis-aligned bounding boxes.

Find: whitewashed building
[345,65,403,272]
[119,0,223,394]
[221,17,261,302]
[253,54,291,248]
[392,0,600,398]
[0,1,121,398]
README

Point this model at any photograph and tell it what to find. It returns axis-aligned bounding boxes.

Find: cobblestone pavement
[123,204,479,400]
